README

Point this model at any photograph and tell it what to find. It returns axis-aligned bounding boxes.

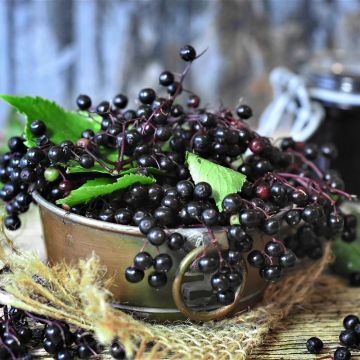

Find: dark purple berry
[76,94,92,110]
[236,105,252,119]
[113,94,128,109]
[134,252,153,270]
[216,289,235,305]
[30,120,47,136]
[222,193,242,213]
[247,250,265,268]
[125,267,144,283]
[148,272,167,288]
[306,337,323,354]
[179,45,196,61]
[138,88,156,104]
[147,227,166,246]
[110,342,126,359]
[153,254,173,272]
[159,71,174,86]
[334,347,351,360]
[198,256,219,273]
[343,315,359,330]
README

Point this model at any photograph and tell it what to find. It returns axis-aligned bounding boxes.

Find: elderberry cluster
[0,305,126,359]
[306,313,360,359]
[0,44,356,308]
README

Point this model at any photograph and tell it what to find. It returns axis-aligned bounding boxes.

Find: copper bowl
[33,191,270,321]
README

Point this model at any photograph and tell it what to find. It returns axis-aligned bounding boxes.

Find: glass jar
[303,51,360,196]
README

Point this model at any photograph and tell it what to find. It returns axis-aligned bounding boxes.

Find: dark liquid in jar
[309,105,360,196]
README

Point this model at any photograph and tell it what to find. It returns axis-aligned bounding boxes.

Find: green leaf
[66,164,115,175]
[99,147,121,163]
[185,151,247,211]
[66,165,163,177]
[0,95,101,148]
[332,211,360,275]
[56,174,156,207]
[161,140,171,152]
[332,238,360,275]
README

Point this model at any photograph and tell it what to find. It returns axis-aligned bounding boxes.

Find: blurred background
[1,0,360,126]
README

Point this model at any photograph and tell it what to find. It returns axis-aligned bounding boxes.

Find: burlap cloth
[0,227,332,360]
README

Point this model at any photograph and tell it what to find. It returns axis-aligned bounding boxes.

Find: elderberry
[159,71,174,86]
[125,267,144,283]
[110,341,126,359]
[30,120,47,136]
[236,105,252,119]
[306,337,323,354]
[148,271,167,288]
[179,45,196,61]
[334,347,351,360]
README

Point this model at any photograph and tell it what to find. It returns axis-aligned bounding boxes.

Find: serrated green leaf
[56,174,156,207]
[0,95,101,148]
[185,151,247,211]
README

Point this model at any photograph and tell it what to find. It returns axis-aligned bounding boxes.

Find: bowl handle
[172,245,248,321]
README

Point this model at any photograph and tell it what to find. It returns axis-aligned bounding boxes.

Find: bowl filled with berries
[0,45,356,321]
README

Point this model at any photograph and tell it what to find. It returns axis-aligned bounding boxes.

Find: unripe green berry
[44,167,60,182]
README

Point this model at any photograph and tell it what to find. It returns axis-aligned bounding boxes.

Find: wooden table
[250,275,360,360]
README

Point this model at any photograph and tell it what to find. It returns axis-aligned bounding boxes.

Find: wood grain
[250,275,360,360]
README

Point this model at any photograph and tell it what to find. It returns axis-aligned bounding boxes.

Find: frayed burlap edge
[0,225,332,360]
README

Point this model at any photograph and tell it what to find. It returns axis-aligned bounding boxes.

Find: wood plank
[249,276,360,359]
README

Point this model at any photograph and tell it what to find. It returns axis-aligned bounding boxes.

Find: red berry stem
[263,252,274,265]
[207,227,224,263]
[25,312,66,344]
[242,198,270,219]
[276,172,311,188]
[329,187,355,201]
[139,240,149,253]
[270,173,297,191]
[271,237,288,253]
[83,337,98,356]
[289,149,323,178]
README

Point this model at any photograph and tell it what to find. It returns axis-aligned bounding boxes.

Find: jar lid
[303,50,360,108]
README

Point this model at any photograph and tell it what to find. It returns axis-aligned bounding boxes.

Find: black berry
[179,45,196,61]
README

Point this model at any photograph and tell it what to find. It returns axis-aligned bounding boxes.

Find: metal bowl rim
[32,191,210,236]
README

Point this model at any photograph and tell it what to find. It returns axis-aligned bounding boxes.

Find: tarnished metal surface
[33,191,268,321]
